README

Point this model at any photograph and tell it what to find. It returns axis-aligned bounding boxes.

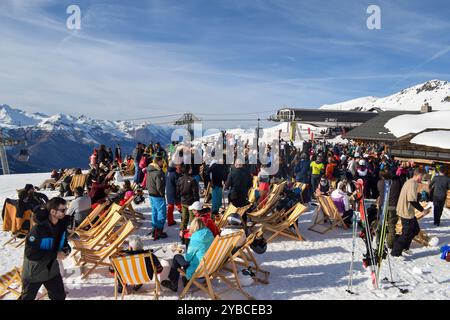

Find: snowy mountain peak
[0,104,46,128]
[320,79,450,111]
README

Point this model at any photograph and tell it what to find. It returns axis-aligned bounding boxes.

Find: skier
[146,156,168,240]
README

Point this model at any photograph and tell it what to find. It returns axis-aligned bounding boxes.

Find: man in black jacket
[225,159,252,208]
[146,156,167,240]
[429,166,450,226]
[206,159,228,216]
[19,197,71,300]
[176,165,200,233]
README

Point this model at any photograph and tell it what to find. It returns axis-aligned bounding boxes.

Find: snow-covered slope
[320,80,450,111]
[0,173,449,300]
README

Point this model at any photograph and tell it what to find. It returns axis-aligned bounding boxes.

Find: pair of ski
[347,179,408,295]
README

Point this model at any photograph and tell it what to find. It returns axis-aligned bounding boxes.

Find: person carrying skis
[391,169,431,257]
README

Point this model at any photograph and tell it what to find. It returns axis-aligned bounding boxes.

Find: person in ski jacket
[132,143,144,184]
[166,162,181,226]
[177,165,200,232]
[146,156,167,240]
[310,155,324,198]
[392,169,431,257]
[19,198,71,300]
[429,166,450,226]
[97,144,109,165]
[331,181,352,226]
[294,153,311,183]
[225,160,252,208]
[161,218,214,292]
[206,159,227,216]
[89,149,98,169]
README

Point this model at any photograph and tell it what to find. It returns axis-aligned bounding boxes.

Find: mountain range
[0,105,173,173]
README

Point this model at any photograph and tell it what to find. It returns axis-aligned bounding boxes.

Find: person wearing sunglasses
[19,197,71,300]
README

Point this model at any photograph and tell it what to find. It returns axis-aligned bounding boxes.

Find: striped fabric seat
[113,254,152,285]
[110,253,161,300]
[0,267,21,298]
[70,174,88,192]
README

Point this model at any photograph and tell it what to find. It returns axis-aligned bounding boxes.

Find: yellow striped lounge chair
[110,252,161,300]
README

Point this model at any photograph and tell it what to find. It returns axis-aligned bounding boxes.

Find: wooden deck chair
[247,181,287,220]
[293,182,308,203]
[75,201,110,233]
[204,182,212,204]
[104,170,116,183]
[71,211,127,255]
[179,231,254,300]
[54,170,70,188]
[110,252,161,300]
[225,230,270,285]
[263,203,307,242]
[395,205,432,246]
[308,195,348,234]
[110,198,145,223]
[217,203,252,230]
[74,202,114,239]
[0,267,22,299]
[78,220,137,279]
[69,174,88,193]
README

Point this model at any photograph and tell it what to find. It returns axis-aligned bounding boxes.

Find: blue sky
[0,0,449,127]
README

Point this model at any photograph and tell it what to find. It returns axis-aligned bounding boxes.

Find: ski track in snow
[0,173,449,300]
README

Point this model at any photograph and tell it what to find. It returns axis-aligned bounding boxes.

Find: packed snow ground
[1,173,449,300]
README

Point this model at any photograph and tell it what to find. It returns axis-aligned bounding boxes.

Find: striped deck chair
[179,231,254,300]
[110,252,161,300]
[0,267,21,299]
[308,195,348,234]
[69,174,88,193]
[74,202,114,239]
[225,230,270,285]
[263,203,308,242]
[71,211,127,255]
[247,181,287,220]
[217,203,252,230]
[0,267,47,300]
[79,220,137,279]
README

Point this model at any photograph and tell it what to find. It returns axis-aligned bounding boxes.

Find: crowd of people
[11,135,449,299]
